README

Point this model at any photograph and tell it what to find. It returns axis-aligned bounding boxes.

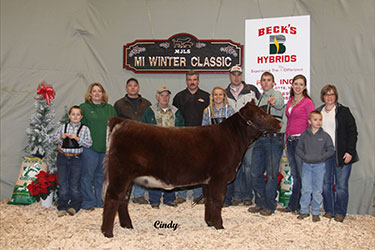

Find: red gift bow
[35,81,55,104]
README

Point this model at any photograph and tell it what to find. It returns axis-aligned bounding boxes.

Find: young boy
[53,105,92,217]
[248,72,285,216]
[296,111,334,222]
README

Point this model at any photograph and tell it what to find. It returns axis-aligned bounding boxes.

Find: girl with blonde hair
[202,86,234,125]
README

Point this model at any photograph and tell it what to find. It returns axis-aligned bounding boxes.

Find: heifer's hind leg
[207,179,227,229]
[118,183,133,229]
[101,180,130,238]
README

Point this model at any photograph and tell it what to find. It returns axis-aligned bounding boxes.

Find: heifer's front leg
[118,183,133,229]
[208,179,226,229]
[202,184,213,227]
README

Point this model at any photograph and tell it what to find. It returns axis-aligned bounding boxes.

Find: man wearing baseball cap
[224,65,260,207]
[114,78,152,205]
[140,86,184,208]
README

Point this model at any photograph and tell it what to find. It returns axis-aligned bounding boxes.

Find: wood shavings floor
[1,200,374,249]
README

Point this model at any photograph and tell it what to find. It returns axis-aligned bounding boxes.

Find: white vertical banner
[245,15,310,102]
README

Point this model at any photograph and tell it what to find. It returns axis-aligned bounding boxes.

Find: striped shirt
[53,122,92,154]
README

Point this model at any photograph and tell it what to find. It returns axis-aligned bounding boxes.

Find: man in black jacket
[114,78,151,204]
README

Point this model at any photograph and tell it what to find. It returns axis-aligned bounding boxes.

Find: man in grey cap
[224,65,260,207]
[140,86,184,208]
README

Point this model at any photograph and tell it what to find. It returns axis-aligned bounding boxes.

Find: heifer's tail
[101,117,126,201]
[101,152,110,201]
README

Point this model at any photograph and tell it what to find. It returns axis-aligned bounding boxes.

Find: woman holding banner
[278,74,315,214]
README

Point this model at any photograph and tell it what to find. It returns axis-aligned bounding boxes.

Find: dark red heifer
[101,101,281,237]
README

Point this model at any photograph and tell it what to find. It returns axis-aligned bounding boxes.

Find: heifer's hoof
[214,224,224,230]
[102,231,114,238]
[206,221,213,227]
[120,223,133,229]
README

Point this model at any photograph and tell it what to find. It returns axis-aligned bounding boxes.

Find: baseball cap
[229,65,243,74]
[157,86,171,94]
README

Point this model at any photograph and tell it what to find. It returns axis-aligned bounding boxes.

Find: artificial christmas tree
[8,82,57,205]
[24,82,57,172]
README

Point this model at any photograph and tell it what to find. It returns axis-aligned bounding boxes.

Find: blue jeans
[251,136,284,212]
[176,187,202,199]
[149,189,176,205]
[57,152,82,212]
[323,155,352,218]
[80,148,105,209]
[225,146,254,203]
[300,162,325,215]
[286,138,303,212]
[132,184,146,199]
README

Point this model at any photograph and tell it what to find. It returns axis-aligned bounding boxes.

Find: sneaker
[231,200,241,206]
[243,200,253,206]
[334,215,344,222]
[132,197,148,204]
[247,205,262,213]
[193,197,205,204]
[151,203,160,209]
[277,207,293,213]
[260,209,272,216]
[67,208,76,216]
[174,197,186,204]
[297,213,310,220]
[57,210,67,217]
[312,215,320,222]
[86,207,95,211]
[165,201,178,207]
[223,202,230,208]
[323,213,332,219]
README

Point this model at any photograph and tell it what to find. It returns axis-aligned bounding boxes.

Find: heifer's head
[238,100,281,135]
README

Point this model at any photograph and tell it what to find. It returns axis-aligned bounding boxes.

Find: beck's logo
[270,35,286,54]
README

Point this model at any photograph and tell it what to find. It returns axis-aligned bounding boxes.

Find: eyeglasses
[324,94,335,97]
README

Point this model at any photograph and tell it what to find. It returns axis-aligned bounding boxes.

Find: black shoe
[323,213,332,219]
[334,215,344,222]
[165,201,178,207]
[193,197,205,204]
[132,197,148,204]
[248,206,262,213]
[231,200,241,206]
[243,200,253,206]
[223,202,231,207]
[312,215,320,222]
[151,203,160,209]
[174,197,186,204]
[260,209,273,216]
[67,208,76,216]
[297,213,310,220]
[277,207,292,213]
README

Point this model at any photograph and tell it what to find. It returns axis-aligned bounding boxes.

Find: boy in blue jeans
[54,106,92,217]
[296,111,334,222]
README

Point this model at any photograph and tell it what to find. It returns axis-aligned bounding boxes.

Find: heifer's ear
[250,99,256,105]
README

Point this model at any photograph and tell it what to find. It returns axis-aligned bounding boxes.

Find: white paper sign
[245,16,310,102]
